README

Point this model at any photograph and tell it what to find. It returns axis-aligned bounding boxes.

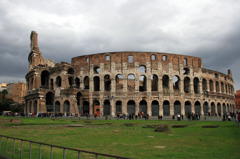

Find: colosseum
[25,31,235,117]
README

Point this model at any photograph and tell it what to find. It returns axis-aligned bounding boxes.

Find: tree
[2,89,8,100]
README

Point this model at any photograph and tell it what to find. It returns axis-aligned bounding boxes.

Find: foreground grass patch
[0,117,239,159]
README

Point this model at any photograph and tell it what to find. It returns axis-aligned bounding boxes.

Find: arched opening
[104,100,111,116]
[63,100,70,113]
[139,75,147,92]
[94,66,101,74]
[77,92,82,114]
[56,76,61,87]
[127,74,135,91]
[75,78,80,88]
[55,101,60,113]
[183,68,189,75]
[211,102,215,115]
[216,81,220,92]
[68,68,74,75]
[194,101,201,114]
[68,77,74,88]
[94,76,100,91]
[209,80,214,91]
[174,101,181,115]
[203,102,209,115]
[173,75,180,91]
[221,82,224,93]
[227,104,229,112]
[162,75,169,89]
[185,101,191,115]
[84,76,89,90]
[115,74,123,91]
[93,100,100,116]
[34,100,37,115]
[41,70,50,88]
[139,100,147,115]
[163,100,170,116]
[127,100,135,115]
[46,92,54,112]
[217,103,221,116]
[194,78,200,94]
[151,74,158,91]
[151,100,159,116]
[184,77,190,93]
[83,101,89,115]
[116,101,122,115]
[223,103,226,114]
[104,75,111,91]
[202,78,207,92]
[139,65,146,73]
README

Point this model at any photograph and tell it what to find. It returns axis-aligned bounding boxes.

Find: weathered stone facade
[25,31,235,116]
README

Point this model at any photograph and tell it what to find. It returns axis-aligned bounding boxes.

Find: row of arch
[27,69,234,96]
[26,94,234,116]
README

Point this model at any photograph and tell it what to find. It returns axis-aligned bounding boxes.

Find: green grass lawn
[0,117,240,159]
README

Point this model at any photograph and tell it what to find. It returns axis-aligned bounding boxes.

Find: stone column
[122,99,127,115]
[159,100,163,116]
[199,79,203,95]
[181,100,185,115]
[135,100,139,115]
[170,101,174,116]
[147,100,152,116]
[100,75,104,92]
[180,79,184,95]
[110,99,115,117]
[135,74,139,92]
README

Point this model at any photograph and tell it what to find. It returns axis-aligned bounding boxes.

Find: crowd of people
[1,111,240,122]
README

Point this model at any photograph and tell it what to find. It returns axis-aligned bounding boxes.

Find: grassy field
[0,117,240,159]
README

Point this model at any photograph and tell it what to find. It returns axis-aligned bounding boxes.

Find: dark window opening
[183,68,190,75]
[94,76,100,91]
[139,75,147,92]
[56,76,61,87]
[68,68,74,75]
[151,75,158,91]
[94,66,101,74]
[75,78,80,88]
[84,76,89,90]
[184,77,190,93]
[104,75,111,91]
[162,75,169,89]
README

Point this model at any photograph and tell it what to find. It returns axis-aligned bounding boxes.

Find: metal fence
[0,135,131,159]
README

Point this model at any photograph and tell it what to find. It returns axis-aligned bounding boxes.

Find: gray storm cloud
[0,0,240,90]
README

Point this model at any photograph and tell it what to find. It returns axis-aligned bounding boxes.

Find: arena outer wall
[24,31,235,117]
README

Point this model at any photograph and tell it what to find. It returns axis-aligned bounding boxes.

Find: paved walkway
[55,116,233,122]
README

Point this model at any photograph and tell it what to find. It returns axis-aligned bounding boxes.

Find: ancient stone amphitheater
[25,31,235,117]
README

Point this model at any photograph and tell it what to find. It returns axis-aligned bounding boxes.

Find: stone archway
[163,100,170,116]
[194,101,201,115]
[116,101,122,115]
[139,100,147,115]
[174,101,181,115]
[127,100,135,115]
[104,100,111,116]
[151,100,159,116]
[185,101,191,115]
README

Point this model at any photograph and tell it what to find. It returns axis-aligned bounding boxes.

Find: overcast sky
[0,0,240,91]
